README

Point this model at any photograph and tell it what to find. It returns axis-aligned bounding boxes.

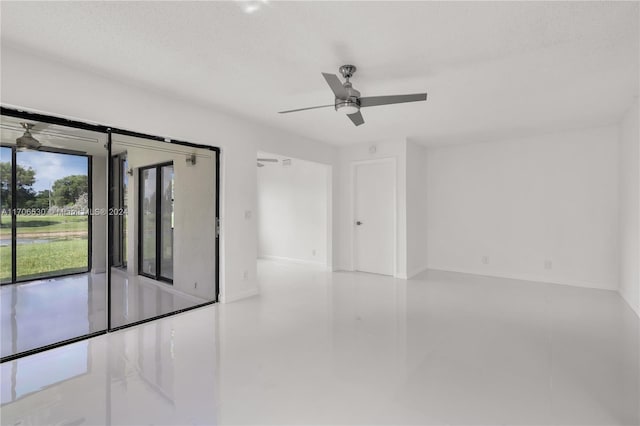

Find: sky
[0,147,88,192]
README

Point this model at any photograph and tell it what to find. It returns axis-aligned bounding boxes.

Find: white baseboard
[221,287,260,304]
[259,255,328,268]
[426,265,617,292]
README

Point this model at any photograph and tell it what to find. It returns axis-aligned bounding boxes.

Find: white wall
[619,99,640,316]
[337,139,408,278]
[0,46,337,303]
[406,140,429,278]
[257,155,328,265]
[426,126,620,290]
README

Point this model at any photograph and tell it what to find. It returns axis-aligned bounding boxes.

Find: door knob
[356,221,363,225]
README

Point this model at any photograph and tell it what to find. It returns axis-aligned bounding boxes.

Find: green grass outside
[0,214,88,236]
[0,238,88,282]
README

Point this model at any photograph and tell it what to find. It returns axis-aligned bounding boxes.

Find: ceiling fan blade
[257,158,278,162]
[360,93,427,108]
[39,146,86,155]
[278,104,334,114]
[347,111,365,126]
[321,73,349,100]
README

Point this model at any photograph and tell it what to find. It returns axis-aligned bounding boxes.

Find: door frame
[350,157,397,276]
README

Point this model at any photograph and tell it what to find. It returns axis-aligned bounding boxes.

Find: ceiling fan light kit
[335,100,360,115]
[278,64,427,126]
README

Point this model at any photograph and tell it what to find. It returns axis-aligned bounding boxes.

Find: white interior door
[354,160,395,275]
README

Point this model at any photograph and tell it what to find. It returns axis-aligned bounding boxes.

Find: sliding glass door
[1,107,219,362]
[139,163,173,282]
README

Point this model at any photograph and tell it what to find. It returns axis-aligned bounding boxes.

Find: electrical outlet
[312,249,317,256]
[243,270,249,280]
[482,256,489,265]
[244,210,252,220]
[544,260,553,270]
[194,282,198,289]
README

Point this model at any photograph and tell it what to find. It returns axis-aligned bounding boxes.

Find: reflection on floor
[1,260,639,425]
[110,268,207,328]
[0,270,207,358]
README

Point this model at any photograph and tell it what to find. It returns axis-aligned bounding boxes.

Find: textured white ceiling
[1,1,638,146]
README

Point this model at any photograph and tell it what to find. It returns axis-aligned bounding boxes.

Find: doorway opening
[256,152,331,269]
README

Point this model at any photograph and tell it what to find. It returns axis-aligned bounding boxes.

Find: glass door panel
[111,132,218,330]
[0,114,108,361]
[139,167,157,277]
[160,165,174,281]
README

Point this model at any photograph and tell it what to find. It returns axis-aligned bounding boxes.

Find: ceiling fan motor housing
[16,123,42,150]
[335,79,361,114]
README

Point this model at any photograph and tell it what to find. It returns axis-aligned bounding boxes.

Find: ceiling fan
[16,123,86,155]
[278,65,427,126]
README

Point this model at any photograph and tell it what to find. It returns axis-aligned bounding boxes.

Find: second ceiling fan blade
[347,111,365,126]
[360,93,427,108]
[278,104,334,114]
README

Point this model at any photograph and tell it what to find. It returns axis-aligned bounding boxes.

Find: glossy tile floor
[1,260,639,425]
[1,270,206,358]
